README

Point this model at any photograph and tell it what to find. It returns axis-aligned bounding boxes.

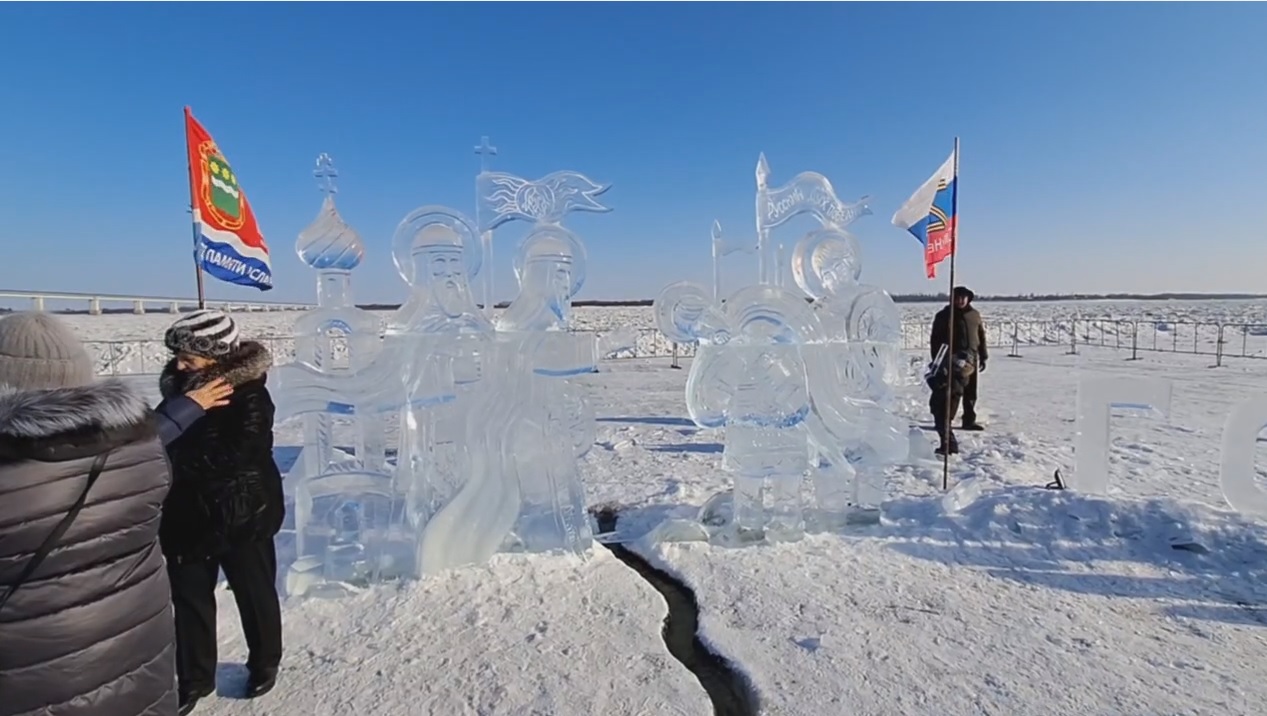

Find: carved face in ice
[511,229,585,327]
[523,252,574,321]
[413,224,474,319]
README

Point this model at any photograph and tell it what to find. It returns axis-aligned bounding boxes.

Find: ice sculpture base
[843,506,882,526]
[285,556,373,600]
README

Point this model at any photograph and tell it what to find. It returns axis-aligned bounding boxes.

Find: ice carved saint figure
[384,207,501,574]
[492,227,596,555]
[414,155,614,571]
[499,227,585,333]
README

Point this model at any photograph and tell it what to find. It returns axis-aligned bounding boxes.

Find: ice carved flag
[758,169,872,231]
[892,149,957,279]
[476,170,612,231]
[184,107,273,291]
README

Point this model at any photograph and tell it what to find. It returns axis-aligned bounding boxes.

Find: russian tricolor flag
[892,148,958,279]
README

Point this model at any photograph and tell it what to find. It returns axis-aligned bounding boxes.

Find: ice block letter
[1073,376,1172,494]
[1219,395,1267,517]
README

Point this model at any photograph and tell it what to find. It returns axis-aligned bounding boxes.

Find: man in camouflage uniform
[955,286,988,430]
[929,286,988,434]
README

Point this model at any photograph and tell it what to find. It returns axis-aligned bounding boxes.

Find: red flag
[185,107,273,290]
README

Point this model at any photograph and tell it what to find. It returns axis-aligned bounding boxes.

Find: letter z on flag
[184,107,273,291]
[891,149,957,279]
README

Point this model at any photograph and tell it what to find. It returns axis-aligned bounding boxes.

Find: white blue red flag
[892,148,957,279]
[184,107,273,291]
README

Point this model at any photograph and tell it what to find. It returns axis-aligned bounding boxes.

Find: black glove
[979,358,987,373]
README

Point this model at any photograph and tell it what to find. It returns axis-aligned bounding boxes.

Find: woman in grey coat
[0,312,232,716]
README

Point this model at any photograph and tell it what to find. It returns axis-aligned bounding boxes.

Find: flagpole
[184,107,207,310]
[940,136,960,491]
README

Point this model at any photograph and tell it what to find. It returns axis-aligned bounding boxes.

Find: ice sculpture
[766,154,902,527]
[269,146,625,596]
[755,152,871,286]
[658,279,821,544]
[474,145,612,315]
[793,234,908,527]
[1072,375,1172,494]
[1219,396,1267,517]
[475,158,617,555]
[710,219,757,303]
[385,205,500,576]
[273,154,458,598]
[1067,375,1267,517]
[653,154,905,545]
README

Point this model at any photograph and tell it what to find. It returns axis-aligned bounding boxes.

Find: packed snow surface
[94,301,1267,715]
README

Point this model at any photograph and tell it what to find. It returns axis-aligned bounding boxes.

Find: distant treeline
[5,292,1266,315]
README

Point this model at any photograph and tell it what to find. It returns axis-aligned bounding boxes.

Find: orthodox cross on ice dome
[475,136,498,173]
[314,152,339,196]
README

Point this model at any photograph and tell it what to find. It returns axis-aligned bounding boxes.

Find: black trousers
[962,371,980,424]
[930,388,961,448]
[167,539,283,691]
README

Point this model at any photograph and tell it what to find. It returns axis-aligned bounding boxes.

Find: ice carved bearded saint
[387,209,493,551]
[392,216,493,338]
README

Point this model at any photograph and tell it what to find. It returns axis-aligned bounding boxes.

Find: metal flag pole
[184,107,207,309]
[941,136,961,491]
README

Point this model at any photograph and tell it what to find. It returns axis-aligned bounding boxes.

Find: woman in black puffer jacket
[159,309,285,715]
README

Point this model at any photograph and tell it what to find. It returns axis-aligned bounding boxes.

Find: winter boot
[245,667,278,699]
[178,685,214,716]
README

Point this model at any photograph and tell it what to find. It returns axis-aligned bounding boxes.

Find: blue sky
[1,2,1265,305]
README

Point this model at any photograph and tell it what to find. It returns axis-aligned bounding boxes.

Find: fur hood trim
[0,379,151,442]
[160,340,273,398]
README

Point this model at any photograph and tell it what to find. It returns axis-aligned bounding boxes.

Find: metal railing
[87,328,689,377]
[85,317,1267,376]
[898,317,1267,367]
[0,289,311,315]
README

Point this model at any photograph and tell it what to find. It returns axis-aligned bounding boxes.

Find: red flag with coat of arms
[184,107,273,291]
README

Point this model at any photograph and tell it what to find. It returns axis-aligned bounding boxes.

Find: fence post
[1216,325,1226,367]
[671,342,681,369]
[1129,321,1139,361]
[1067,319,1078,355]
[1007,322,1020,358]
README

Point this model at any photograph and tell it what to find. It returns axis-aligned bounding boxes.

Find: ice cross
[314,153,339,196]
[475,135,497,173]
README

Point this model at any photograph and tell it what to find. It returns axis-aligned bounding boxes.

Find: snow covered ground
[94,303,1267,715]
[599,349,1267,716]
